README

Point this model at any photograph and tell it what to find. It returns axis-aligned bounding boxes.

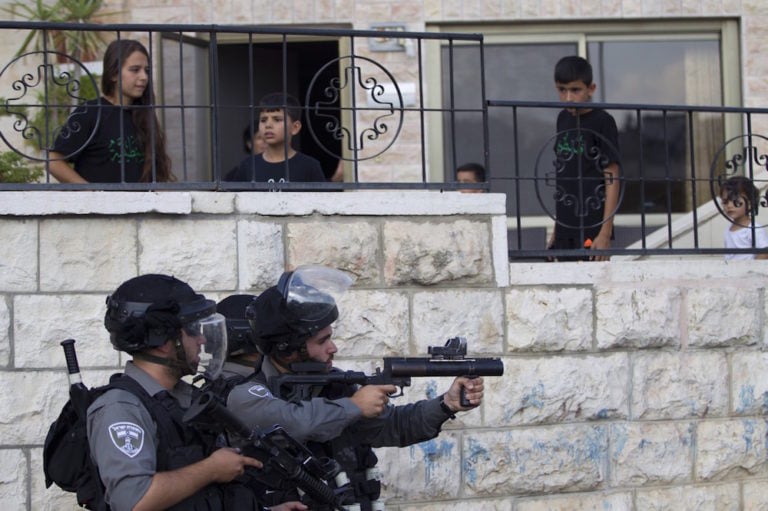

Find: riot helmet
[104,274,227,379]
[216,294,258,357]
[246,265,354,356]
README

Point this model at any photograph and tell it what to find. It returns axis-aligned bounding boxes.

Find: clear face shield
[181,312,228,380]
[278,265,355,323]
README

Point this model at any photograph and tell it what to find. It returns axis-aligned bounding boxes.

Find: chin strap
[133,339,195,379]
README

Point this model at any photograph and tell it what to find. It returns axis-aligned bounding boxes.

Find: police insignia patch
[247,384,272,398]
[108,422,145,457]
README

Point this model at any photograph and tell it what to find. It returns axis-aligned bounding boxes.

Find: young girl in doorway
[719,175,768,260]
[49,39,173,183]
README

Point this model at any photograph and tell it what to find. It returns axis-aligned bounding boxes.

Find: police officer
[88,274,263,511]
[227,265,485,510]
[217,294,263,382]
[215,295,309,511]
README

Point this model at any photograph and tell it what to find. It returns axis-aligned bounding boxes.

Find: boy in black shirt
[548,56,620,261]
[226,93,325,185]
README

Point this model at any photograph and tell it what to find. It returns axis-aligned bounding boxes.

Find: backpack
[42,374,163,510]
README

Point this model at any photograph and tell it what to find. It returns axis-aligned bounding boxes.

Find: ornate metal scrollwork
[0,50,99,161]
[535,127,623,229]
[305,54,403,161]
[709,134,768,224]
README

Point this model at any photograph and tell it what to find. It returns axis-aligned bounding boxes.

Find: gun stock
[183,392,350,511]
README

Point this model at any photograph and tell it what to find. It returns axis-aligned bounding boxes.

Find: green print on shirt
[556,133,586,157]
[108,136,144,163]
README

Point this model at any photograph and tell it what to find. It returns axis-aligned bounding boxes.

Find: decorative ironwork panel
[305,54,403,162]
[0,50,100,161]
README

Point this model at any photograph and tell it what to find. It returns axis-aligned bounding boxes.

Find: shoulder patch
[108,422,145,458]
[247,384,273,398]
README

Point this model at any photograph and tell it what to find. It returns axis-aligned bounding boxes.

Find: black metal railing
[0,21,485,191]
[0,22,766,259]
[488,99,768,260]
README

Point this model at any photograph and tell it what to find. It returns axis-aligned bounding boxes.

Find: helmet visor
[280,266,355,322]
[182,312,227,379]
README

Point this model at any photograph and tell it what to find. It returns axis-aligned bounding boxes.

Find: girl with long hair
[49,39,174,183]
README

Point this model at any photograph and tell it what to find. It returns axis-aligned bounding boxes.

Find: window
[431,20,740,248]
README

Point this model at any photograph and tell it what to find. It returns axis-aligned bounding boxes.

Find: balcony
[0,21,765,260]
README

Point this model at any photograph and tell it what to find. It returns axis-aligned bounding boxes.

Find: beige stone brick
[412,289,504,352]
[696,419,768,481]
[516,492,632,511]
[376,431,462,501]
[632,351,728,420]
[682,0,703,14]
[400,498,514,510]
[482,0,504,18]
[687,287,761,347]
[610,421,694,486]
[138,218,237,290]
[519,0,539,17]
[383,219,493,285]
[731,351,768,416]
[486,354,629,426]
[506,287,593,351]
[443,0,462,18]
[579,0,602,16]
[0,219,37,292]
[333,289,410,356]
[237,219,284,290]
[501,0,522,16]
[14,295,119,369]
[744,479,768,510]
[0,449,26,509]
[463,426,608,495]
[40,218,137,292]
[636,483,741,510]
[596,287,682,349]
[424,0,441,18]
[286,220,381,283]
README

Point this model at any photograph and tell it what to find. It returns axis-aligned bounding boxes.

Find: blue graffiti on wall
[737,384,756,414]
[412,437,455,482]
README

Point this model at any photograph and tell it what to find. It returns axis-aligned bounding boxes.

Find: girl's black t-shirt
[52,97,144,183]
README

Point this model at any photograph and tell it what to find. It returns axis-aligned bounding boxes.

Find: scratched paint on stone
[412,437,455,482]
[464,437,492,485]
[505,381,546,422]
[737,384,756,414]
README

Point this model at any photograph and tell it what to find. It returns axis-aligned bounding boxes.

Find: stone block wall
[0,191,767,510]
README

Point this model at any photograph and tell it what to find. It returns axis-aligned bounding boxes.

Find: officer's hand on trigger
[350,385,397,418]
[206,447,262,483]
[443,376,485,412]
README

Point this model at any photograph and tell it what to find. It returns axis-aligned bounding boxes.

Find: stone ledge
[0,191,192,215]
[235,190,507,216]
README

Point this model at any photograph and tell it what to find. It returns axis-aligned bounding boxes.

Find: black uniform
[552,108,620,249]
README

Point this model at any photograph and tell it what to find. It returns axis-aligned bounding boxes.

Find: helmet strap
[132,337,193,379]
[132,351,180,376]
[173,338,196,377]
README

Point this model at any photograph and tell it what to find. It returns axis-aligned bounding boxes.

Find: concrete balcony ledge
[0,191,192,216]
[0,190,508,217]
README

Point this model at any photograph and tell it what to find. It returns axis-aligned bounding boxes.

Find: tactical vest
[252,370,383,511]
[110,375,262,511]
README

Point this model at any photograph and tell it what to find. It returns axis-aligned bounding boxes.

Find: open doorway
[216,40,342,181]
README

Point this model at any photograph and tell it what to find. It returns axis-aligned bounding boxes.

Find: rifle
[273,336,504,406]
[183,392,353,511]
